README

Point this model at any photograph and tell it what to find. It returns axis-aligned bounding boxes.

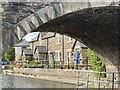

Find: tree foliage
[3,47,15,64]
[87,49,106,78]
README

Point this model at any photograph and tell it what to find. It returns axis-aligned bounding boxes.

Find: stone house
[22,49,33,62]
[34,46,48,65]
[29,32,88,66]
[14,40,29,61]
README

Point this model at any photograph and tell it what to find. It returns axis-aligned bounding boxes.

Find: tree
[3,47,15,64]
[87,49,106,78]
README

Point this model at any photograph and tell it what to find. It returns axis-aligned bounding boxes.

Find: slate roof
[29,32,48,43]
[28,33,40,43]
[14,40,29,47]
[42,32,56,40]
[41,32,48,37]
[34,46,47,54]
[23,49,33,55]
[80,43,88,49]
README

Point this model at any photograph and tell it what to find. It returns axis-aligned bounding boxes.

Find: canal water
[0,73,77,89]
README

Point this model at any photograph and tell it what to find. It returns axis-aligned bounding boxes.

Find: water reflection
[1,73,76,88]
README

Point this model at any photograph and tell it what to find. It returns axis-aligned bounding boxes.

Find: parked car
[1,60,7,65]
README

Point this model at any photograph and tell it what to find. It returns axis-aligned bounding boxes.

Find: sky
[23,32,40,42]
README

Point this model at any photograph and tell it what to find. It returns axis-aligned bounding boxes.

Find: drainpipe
[46,38,49,68]
[32,42,34,55]
[72,39,77,69]
[72,39,77,51]
[32,42,34,61]
[61,35,64,68]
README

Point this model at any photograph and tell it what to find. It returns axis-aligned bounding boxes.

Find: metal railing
[77,70,120,89]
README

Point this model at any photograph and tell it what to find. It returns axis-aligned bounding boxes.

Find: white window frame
[57,36,62,44]
[66,49,72,60]
[67,36,74,43]
[55,50,61,61]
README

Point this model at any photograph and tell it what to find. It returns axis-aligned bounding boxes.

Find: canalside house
[40,32,88,67]
[34,46,48,65]
[24,32,88,68]
[22,49,33,62]
[14,40,29,61]
[29,32,47,55]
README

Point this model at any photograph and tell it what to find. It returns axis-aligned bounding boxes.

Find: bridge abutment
[106,65,120,88]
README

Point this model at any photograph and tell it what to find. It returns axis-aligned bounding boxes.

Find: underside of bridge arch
[34,6,120,71]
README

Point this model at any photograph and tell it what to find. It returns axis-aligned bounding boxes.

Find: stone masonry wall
[14,68,94,80]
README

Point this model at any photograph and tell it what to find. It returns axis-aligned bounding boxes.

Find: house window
[67,37,74,42]
[67,52,69,58]
[66,51,71,65]
[56,52,61,61]
[57,36,61,44]
[70,37,74,41]
[35,53,39,60]
[59,52,62,62]
[66,51,71,61]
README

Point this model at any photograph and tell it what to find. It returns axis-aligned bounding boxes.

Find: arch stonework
[35,6,119,65]
[1,1,120,72]
[8,1,119,43]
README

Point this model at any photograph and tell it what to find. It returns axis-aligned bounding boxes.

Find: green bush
[3,47,15,64]
[27,61,42,67]
[51,61,55,69]
[18,56,22,62]
[26,56,32,61]
[27,62,34,67]
[9,65,14,70]
[87,49,106,78]
[6,65,14,70]
[37,61,42,65]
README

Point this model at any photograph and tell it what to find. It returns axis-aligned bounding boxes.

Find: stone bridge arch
[34,6,120,73]
[10,1,119,41]
[1,1,120,72]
